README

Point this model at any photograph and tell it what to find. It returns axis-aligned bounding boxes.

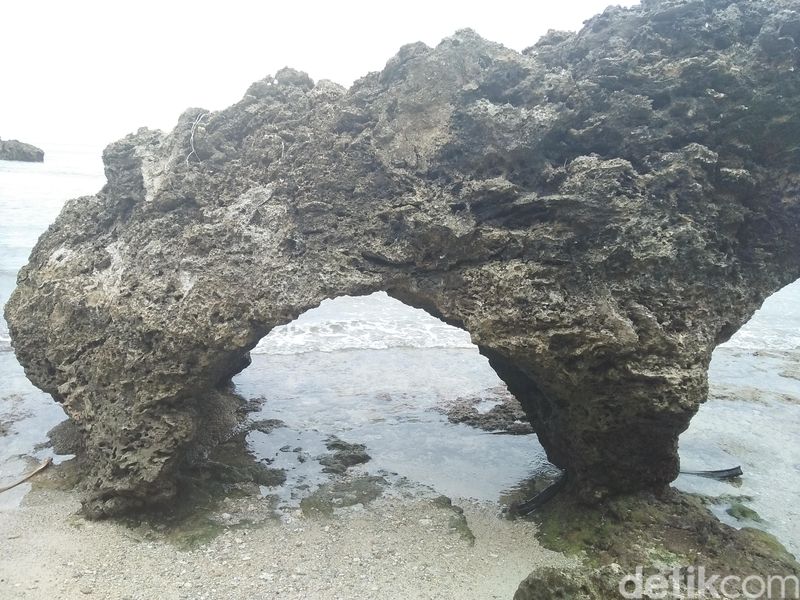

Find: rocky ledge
[5,0,800,524]
[0,137,44,162]
[516,489,800,599]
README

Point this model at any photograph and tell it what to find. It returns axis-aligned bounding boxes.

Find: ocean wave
[719,280,800,352]
[722,327,800,352]
[251,293,475,355]
[252,318,473,355]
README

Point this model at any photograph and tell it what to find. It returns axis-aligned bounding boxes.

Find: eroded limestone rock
[6,0,800,516]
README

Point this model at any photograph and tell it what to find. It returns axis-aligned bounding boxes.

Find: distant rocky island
[0,137,44,162]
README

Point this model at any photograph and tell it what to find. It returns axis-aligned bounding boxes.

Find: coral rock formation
[6,0,800,516]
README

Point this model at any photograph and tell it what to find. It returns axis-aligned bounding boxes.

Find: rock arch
[6,0,800,516]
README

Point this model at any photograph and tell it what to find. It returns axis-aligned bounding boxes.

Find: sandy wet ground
[0,484,572,600]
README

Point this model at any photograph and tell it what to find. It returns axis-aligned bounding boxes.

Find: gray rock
[48,418,84,455]
[515,565,646,600]
[6,0,800,516]
[441,386,534,434]
[514,567,604,600]
[319,436,371,474]
[249,418,286,434]
[0,137,44,162]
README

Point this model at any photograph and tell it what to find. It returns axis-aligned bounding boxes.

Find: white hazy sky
[1,0,639,149]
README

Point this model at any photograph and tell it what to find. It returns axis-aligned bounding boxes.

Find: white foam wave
[723,328,800,352]
[717,280,800,353]
[252,292,474,355]
[0,318,10,351]
[253,318,473,355]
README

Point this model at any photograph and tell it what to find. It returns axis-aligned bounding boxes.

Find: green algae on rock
[726,501,765,524]
[299,475,386,517]
[521,489,799,599]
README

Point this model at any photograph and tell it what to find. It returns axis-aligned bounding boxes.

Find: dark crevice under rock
[5,0,800,537]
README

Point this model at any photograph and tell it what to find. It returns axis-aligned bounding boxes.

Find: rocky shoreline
[0,138,43,162]
[3,453,798,600]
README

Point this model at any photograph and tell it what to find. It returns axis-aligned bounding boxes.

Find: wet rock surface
[299,475,386,517]
[6,0,800,517]
[319,436,371,474]
[439,386,534,434]
[249,418,287,435]
[0,138,44,162]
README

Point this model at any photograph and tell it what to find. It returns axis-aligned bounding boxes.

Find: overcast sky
[1,0,639,149]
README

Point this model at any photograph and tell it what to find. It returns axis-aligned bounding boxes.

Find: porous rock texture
[0,137,44,162]
[6,0,800,517]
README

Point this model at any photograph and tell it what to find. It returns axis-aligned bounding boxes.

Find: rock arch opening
[231,292,556,510]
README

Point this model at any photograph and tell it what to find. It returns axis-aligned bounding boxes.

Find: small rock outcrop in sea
[5,0,800,518]
[0,138,44,162]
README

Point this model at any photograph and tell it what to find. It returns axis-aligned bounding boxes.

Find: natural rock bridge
[6,0,800,517]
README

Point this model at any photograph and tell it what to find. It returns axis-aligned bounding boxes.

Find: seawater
[0,146,798,557]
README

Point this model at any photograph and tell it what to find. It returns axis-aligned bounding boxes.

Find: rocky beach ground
[3,451,798,600]
[0,476,572,600]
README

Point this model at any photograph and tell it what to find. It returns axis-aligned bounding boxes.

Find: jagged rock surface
[0,138,44,162]
[6,0,800,517]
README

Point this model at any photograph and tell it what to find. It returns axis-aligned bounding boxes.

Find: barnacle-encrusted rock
[6,0,800,517]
